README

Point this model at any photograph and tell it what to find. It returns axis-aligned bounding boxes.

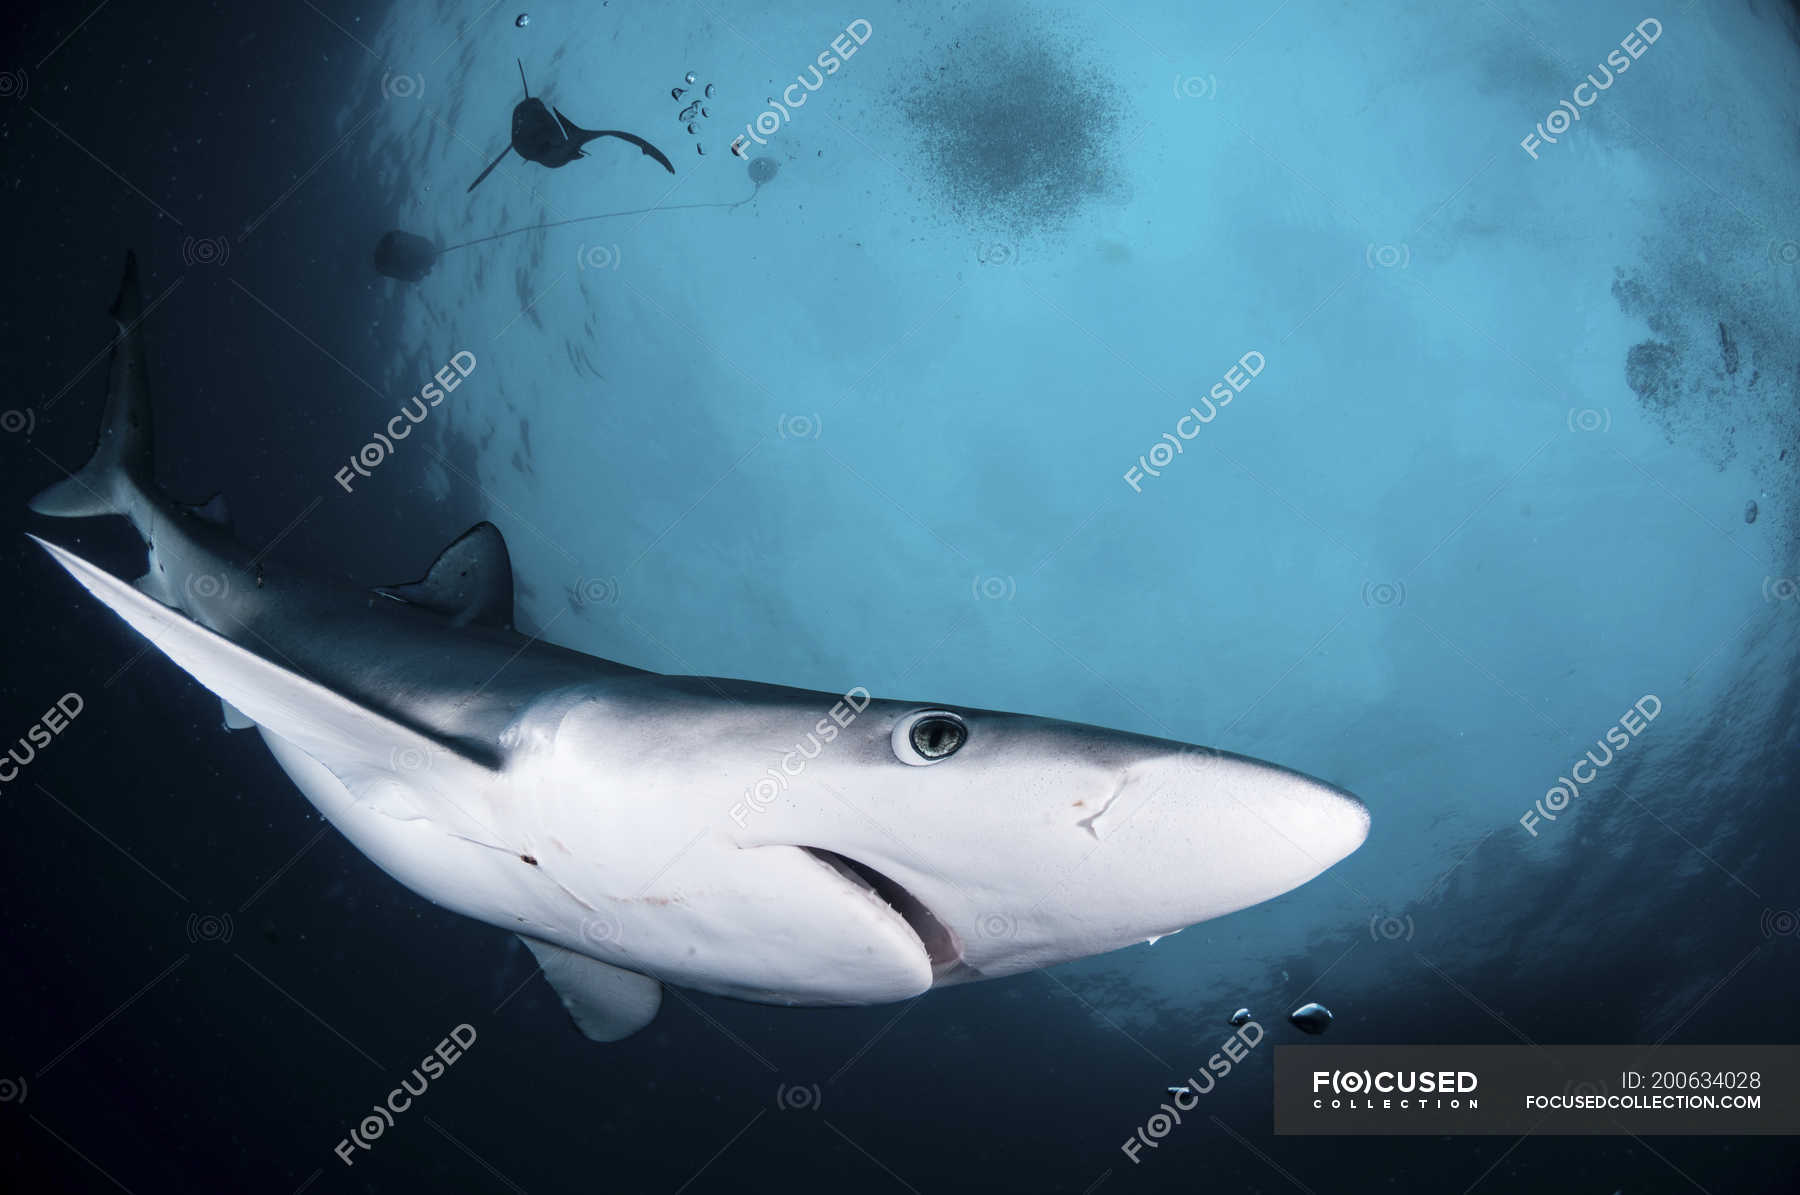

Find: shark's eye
[893,710,967,765]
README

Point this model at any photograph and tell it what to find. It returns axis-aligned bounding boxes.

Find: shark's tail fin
[28,252,156,521]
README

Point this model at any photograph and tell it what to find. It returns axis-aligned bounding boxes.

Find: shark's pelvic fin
[374,522,515,630]
[29,251,153,520]
[220,698,255,731]
[519,936,663,1042]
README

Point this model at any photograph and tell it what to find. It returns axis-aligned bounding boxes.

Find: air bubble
[685,71,696,84]
[1289,1003,1333,1035]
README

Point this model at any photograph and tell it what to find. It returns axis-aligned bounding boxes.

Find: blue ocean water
[3,0,1799,1190]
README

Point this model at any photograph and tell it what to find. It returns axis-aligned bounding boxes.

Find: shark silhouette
[468,60,674,192]
[28,254,1370,1042]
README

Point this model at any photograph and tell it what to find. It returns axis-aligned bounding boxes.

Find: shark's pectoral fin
[519,937,662,1042]
[373,521,514,630]
[554,110,676,175]
[30,534,501,811]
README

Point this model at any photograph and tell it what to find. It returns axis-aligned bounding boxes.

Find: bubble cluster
[672,73,717,152]
[898,19,1128,235]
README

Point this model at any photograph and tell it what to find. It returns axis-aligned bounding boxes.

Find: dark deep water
[5,1,1800,1191]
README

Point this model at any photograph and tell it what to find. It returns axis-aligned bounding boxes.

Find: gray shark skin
[27,253,1370,1042]
[467,60,675,192]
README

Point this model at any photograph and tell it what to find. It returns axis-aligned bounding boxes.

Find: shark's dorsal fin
[519,937,663,1042]
[179,493,231,527]
[374,522,514,630]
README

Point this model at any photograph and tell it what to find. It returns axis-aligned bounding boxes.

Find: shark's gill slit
[802,848,962,969]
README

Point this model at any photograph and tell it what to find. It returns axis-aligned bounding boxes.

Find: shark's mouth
[802,847,963,973]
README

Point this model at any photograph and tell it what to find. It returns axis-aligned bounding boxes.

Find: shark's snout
[1098,749,1369,865]
[1049,748,1370,934]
